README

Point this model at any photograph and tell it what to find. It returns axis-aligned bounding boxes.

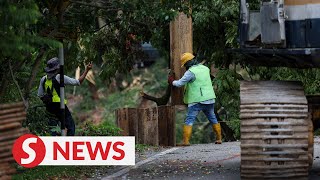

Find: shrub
[77,121,121,136]
[24,105,51,136]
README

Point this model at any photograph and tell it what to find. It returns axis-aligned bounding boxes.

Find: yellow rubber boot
[178,125,192,146]
[212,123,222,144]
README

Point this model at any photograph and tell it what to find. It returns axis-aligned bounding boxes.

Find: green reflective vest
[44,76,67,104]
[183,64,216,104]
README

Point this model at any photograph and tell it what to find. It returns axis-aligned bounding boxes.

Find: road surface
[99,138,320,180]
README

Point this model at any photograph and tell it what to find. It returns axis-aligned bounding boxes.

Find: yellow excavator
[234,0,320,179]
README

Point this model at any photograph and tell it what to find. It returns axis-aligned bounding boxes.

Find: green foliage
[0,0,60,103]
[1,0,40,59]
[135,144,151,152]
[213,68,241,139]
[6,0,320,145]
[192,0,239,66]
[103,87,141,121]
[139,58,168,95]
[77,121,121,136]
[271,68,320,95]
[24,104,50,136]
[248,67,320,95]
[0,0,61,58]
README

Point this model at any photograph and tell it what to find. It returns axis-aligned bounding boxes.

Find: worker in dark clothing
[168,52,222,145]
[37,57,92,136]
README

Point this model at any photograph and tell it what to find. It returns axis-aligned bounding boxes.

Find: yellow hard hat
[180,52,195,67]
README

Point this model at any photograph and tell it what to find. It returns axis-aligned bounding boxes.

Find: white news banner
[13,135,135,167]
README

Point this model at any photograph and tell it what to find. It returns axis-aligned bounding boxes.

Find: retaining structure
[116,105,176,146]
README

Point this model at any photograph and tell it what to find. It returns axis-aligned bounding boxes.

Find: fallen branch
[140,85,171,106]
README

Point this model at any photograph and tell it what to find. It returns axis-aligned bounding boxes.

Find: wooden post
[158,106,176,146]
[115,108,139,143]
[170,12,193,105]
[116,106,176,146]
[138,108,159,146]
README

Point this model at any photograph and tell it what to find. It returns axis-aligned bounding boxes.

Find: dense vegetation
[2,0,320,178]
[1,0,320,141]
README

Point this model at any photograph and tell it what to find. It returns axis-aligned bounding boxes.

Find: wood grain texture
[170,12,193,105]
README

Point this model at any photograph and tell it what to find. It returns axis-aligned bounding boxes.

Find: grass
[12,165,109,180]
[135,144,151,152]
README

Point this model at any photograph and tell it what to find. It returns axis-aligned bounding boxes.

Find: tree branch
[141,85,171,106]
[9,60,27,109]
[24,47,47,100]
[0,75,8,99]
[69,0,114,10]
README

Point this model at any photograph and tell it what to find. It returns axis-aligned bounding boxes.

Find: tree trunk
[24,47,46,100]
[169,12,193,105]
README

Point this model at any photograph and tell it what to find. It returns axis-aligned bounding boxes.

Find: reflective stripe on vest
[44,76,67,104]
[183,64,216,104]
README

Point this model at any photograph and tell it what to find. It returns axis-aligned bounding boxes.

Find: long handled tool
[59,46,66,136]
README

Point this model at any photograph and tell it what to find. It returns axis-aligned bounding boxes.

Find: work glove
[168,75,175,85]
[86,62,93,71]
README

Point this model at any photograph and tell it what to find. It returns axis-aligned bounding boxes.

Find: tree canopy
[1,0,319,106]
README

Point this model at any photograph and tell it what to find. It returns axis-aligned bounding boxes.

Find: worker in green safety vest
[168,52,222,145]
[37,57,92,136]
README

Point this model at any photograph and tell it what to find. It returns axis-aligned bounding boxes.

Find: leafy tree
[0,0,60,103]
[4,0,319,141]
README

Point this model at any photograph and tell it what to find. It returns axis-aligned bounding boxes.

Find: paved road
[101,138,320,180]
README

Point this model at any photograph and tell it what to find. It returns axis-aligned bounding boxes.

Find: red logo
[12,134,46,168]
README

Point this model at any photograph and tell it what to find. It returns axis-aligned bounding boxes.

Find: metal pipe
[278,0,286,44]
[240,0,249,46]
[240,0,249,24]
[59,46,66,136]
